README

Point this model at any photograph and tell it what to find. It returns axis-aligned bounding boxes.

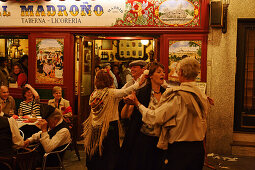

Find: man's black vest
[48,120,71,139]
[39,120,71,153]
[0,116,14,157]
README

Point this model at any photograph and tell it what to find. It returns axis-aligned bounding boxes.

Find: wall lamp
[222,0,230,33]
[210,0,230,33]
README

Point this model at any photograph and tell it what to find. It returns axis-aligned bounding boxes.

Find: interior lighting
[141,40,149,46]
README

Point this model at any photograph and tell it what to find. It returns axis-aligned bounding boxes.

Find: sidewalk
[63,149,255,170]
[203,153,255,170]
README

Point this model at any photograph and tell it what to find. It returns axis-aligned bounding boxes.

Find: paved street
[62,147,255,170]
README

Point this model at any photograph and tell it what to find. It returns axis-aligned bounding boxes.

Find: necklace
[153,90,161,94]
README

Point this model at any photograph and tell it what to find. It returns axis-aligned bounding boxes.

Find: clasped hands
[23,119,48,148]
[123,92,139,106]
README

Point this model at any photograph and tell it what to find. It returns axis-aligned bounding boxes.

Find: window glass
[0,35,28,88]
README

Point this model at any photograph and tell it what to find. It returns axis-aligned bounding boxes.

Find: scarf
[82,88,124,158]
[156,83,209,149]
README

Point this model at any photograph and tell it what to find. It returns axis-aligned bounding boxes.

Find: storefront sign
[0,0,200,27]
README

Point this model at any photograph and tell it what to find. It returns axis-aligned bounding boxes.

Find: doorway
[234,19,255,132]
[74,35,158,137]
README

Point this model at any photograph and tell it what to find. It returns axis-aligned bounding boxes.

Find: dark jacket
[118,83,165,170]
[0,116,14,157]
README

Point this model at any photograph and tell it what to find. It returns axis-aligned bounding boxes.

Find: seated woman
[48,86,72,119]
[19,84,40,116]
[83,69,145,170]
[23,105,71,167]
[19,84,41,139]
[9,62,27,88]
[120,62,166,170]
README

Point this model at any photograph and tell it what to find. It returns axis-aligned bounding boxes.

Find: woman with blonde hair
[83,69,145,170]
[48,86,72,119]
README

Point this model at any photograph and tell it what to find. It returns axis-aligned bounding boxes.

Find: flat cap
[100,63,111,68]
[129,60,147,67]
[40,104,56,119]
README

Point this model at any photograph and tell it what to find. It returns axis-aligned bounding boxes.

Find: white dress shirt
[0,112,24,148]
[27,119,71,153]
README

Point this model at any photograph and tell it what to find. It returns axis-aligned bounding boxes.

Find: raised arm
[25,84,40,102]
[121,103,135,119]
[133,95,181,125]
[113,74,146,98]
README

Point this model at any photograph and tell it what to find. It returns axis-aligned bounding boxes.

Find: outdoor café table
[15,115,42,140]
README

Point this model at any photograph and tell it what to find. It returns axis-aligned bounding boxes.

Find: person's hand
[23,139,30,148]
[124,92,139,106]
[123,93,135,105]
[24,84,32,89]
[36,119,48,132]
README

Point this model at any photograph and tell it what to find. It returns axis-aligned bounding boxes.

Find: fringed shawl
[82,88,124,158]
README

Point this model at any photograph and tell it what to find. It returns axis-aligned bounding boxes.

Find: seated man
[0,85,16,117]
[0,102,24,158]
[23,105,71,166]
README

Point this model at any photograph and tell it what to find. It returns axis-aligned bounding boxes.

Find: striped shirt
[19,99,41,116]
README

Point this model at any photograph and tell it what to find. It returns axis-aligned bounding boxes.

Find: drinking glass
[18,109,23,118]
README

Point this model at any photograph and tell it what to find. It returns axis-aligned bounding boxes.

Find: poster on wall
[118,40,145,60]
[168,40,201,81]
[35,38,64,84]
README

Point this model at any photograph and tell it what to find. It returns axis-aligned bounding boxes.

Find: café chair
[0,147,38,170]
[0,157,13,170]
[13,147,38,170]
[19,129,24,139]
[42,142,71,170]
[69,115,80,161]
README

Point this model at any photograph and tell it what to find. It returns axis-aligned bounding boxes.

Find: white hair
[177,57,200,80]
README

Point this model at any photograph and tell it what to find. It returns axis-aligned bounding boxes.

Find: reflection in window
[0,35,28,87]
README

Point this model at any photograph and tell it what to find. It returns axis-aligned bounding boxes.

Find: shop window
[234,19,255,131]
[0,35,28,88]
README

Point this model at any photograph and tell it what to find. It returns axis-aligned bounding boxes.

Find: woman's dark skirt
[162,141,205,170]
[127,132,164,170]
[86,121,120,170]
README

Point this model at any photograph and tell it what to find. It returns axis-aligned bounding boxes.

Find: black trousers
[162,141,205,170]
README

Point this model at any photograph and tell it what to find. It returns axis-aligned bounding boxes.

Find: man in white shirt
[0,102,24,157]
[122,60,147,89]
[24,105,71,166]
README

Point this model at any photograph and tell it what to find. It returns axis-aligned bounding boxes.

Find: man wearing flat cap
[23,105,71,166]
[116,59,147,169]
[122,60,147,89]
